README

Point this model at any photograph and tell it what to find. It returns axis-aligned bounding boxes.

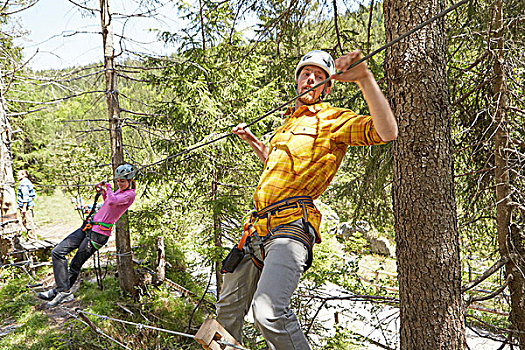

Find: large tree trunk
[99,0,137,296]
[492,0,525,346]
[0,78,20,259]
[0,85,17,222]
[384,0,466,348]
[212,167,223,297]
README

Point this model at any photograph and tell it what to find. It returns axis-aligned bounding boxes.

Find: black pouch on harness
[221,247,245,273]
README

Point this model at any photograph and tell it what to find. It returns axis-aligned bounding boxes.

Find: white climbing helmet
[115,164,136,180]
[294,50,336,84]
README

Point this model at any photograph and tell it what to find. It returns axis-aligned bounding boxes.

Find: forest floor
[1,190,511,349]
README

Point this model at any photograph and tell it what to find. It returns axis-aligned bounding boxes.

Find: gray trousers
[51,227,108,292]
[216,220,313,350]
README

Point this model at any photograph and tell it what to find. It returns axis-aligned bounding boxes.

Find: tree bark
[0,83,17,222]
[492,0,525,346]
[0,76,20,259]
[384,0,466,348]
[99,0,137,296]
[212,167,223,297]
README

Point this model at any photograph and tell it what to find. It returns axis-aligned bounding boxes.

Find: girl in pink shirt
[37,164,136,307]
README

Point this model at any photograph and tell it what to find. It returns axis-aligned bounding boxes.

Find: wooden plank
[0,214,17,223]
[38,240,54,248]
[195,319,242,350]
[43,239,58,247]
[0,228,21,235]
[30,241,46,249]
[19,242,36,250]
[33,240,53,250]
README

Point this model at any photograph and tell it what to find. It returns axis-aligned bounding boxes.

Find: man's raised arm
[332,50,398,142]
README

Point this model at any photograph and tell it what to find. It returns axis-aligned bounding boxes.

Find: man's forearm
[247,139,269,163]
[357,72,398,142]
[233,124,269,163]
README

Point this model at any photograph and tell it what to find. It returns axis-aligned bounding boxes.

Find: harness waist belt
[92,221,114,229]
[253,196,315,219]
[248,196,316,271]
[82,221,114,232]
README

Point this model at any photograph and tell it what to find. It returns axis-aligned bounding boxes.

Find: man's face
[296,65,330,105]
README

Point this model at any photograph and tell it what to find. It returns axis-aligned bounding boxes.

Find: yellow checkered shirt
[252,102,385,243]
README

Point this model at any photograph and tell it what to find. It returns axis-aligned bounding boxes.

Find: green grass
[0,267,70,349]
[33,189,84,227]
[0,265,207,350]
[2,190,207,349]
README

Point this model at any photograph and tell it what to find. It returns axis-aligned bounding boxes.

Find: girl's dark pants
[51,227,109,292]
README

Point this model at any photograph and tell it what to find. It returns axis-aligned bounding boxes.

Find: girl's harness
[80,192,113,250]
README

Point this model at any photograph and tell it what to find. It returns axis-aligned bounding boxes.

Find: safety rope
[66,309,132,350]
[133,0,471,174]
[76,309,250,350]
[15,0,471,190]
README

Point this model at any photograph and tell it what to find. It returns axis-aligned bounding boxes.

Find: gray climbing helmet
[295,50,336,84]
[115,164,136,180]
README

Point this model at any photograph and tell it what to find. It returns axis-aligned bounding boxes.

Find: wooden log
[195,319,242,350]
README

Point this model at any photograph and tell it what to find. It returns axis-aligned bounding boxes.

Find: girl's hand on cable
[332,50,372,83]
[95,181,106,193]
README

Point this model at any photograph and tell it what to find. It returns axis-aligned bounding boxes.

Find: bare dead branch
[58,119,107,123]
[6,90,105,105]
[67,0,99,13]
[2,49,39,95]
[452,77,493,106]
[119,108,166,118]
[115,73,151,83]
[462,257,509,292]
[6,106,48,116]
[333,0,343,56]
[467,277,510,304]
[366,0,375,55]
[467,314,525,336]
[1,0,38,15]
[0,0,10,13]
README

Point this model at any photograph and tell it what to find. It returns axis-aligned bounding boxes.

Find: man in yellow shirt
[217,50,398,349]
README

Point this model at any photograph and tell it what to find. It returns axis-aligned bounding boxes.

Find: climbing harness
[82,221,114,234]
[82,221,114,233]
[222,196,317,273]
[81,192,101,230]
[79,191,113,251]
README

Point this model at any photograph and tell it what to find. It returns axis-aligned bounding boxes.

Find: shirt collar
[284,102,329,117]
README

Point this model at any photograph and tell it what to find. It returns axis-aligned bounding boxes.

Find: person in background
[17,170,36,240]
[37,164,137,308]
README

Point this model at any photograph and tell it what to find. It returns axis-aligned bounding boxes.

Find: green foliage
[447,0,524,261]
[320,325,367,349]
[0,268,72,349]
[3,0,523,347]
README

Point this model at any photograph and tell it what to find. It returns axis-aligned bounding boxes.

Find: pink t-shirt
[92,183,135,236]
